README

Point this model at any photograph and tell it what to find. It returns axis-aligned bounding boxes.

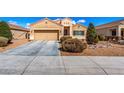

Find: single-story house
[96,20,124,40]
[29,18,87,40]
[8,23,30,39]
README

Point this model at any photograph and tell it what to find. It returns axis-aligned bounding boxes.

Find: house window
[73,31,84,36]
[111,29,116,36]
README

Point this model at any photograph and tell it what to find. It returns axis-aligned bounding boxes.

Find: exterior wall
[59,27,64,39]
[119,24,124,28]
[118,24,124,36]
[72,24,87,39]
[117,24,124,40]
[96,26,118,36]
[11,30,27,39]
[30,29,34,40]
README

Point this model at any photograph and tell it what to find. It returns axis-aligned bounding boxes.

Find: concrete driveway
[2,40,60,56]
[0,40,124,75]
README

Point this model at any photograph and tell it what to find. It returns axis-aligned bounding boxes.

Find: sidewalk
[0,55,124,75]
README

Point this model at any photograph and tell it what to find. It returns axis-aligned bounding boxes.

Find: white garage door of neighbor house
[34,30,59,40]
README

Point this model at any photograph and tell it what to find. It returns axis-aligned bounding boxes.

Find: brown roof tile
[96,19,124,29]
[30,18,63,27]
[73,23,87,28]
[8,23,29,32]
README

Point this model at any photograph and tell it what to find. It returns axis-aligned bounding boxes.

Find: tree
[86,22,97,44]
[0,21,12,42]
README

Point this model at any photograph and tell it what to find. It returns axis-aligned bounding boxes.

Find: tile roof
[8,23,29,32]
[30,18,63,27]
[96,19,124,29]
[53,20,62,24]
[73,23,87,28]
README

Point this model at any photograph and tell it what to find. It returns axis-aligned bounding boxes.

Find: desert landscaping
[0,39,29,52]
[60,22,124,56]
[61,41,124,56]
[0,21,29,52]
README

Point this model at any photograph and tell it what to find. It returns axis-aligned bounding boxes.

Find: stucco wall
[96,26,118,36]
[119,24,124,28]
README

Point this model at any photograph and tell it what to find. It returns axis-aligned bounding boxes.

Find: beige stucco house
[29,18,87,40]
[8,23,29,39]
[96,20,124,40]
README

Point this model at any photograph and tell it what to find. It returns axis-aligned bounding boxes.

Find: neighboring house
[96,20,124,40]
[8,23,30,40]
[29,18,87,40]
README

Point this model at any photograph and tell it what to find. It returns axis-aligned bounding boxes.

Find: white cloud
[72,20,76,24]
[26,23,30,28]
[77,19,86,23]
[54,18,61,21]
[8,20,18,25]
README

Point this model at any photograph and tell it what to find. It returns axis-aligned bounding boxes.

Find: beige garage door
[34,30,59,40]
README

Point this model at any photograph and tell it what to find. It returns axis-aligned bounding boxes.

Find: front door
[64,27,70,35]
[121,31,124,40]
[64,29,68,35]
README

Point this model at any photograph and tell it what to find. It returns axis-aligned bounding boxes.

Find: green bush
[0,21,12,42]
[62,38,85,52]
[0,36,8,47]
[60,36,72,43]
[98,34,105,41]
[94,35,99,43]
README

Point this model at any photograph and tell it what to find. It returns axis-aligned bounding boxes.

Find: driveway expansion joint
[20,56,37,75]
[87,56,108,75]
[61,56,67,73]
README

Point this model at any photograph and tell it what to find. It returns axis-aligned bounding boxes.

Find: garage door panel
[34,30,58,40]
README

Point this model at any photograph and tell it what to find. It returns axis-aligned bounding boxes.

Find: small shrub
[60,36,72,43]
[94,35,99,43]
[98,34,105,41]
[82,41,87,49]
[62,38,85,52]
[0,36,8,47]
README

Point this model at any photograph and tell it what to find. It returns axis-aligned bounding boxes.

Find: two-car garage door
[34,30,59,40]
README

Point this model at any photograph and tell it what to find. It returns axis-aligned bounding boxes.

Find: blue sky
[0,17,124,28]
